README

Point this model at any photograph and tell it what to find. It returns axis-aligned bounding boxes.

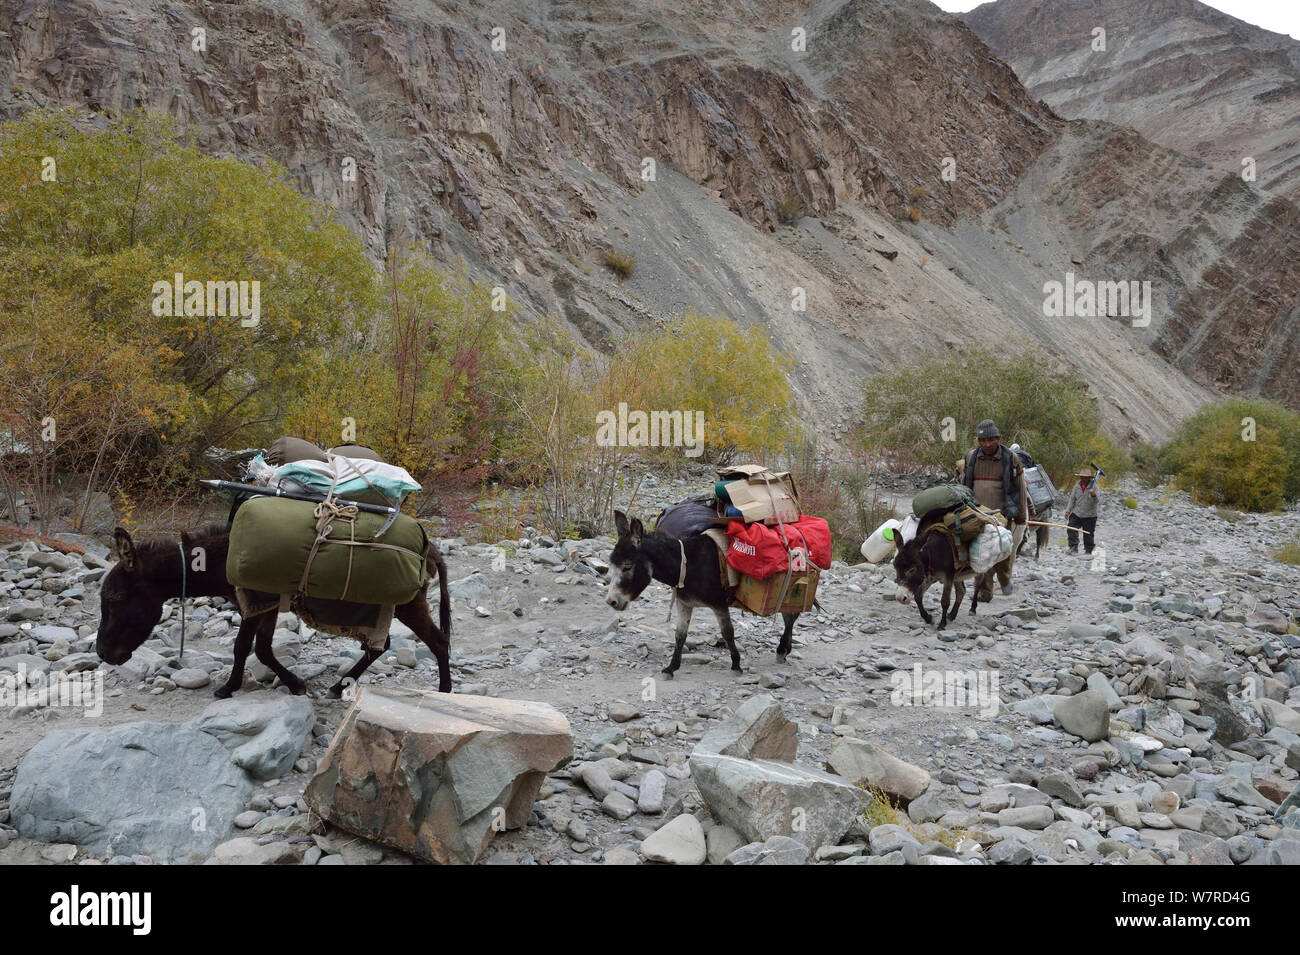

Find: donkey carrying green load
[95,438,451,698]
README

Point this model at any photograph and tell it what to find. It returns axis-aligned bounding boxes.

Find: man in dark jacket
[963,419,1026,599]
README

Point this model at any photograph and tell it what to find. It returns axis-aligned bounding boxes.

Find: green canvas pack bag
[227,496,428,605]
[912,483,976,518]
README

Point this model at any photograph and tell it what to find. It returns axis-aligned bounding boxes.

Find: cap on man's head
[977,419,1000,439]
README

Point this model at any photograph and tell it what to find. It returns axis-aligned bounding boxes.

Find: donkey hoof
[661,668,676,680]
[327,682,345,699]
[213,685,234,700]
[731,664,744,674]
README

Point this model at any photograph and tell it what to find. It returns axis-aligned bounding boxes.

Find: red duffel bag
[726,515,832,579]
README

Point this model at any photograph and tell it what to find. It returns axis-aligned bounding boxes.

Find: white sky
[933,0,1300,42]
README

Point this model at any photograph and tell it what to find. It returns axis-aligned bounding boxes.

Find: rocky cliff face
[1,0,1296,441]
[964,0,1300,202]
[964,0,1300,418]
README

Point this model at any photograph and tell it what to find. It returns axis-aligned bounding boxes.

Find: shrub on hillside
[599,248,636,280]
[776,194,805,225]
[1161,398,1300,509]
[620,309,798,465]
[854,346,1122,486]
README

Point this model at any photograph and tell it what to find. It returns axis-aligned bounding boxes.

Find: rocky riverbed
[1,476,1298,865]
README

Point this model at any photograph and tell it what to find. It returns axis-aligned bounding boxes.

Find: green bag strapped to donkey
[911,482,1006,546]
[226,435,429,607]
[227,496,429,606]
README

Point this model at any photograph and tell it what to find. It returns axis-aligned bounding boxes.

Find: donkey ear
[112,526,137,571]
[614,510,630,537]
[629,518,644,544]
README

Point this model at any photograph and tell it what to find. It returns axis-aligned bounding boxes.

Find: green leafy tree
[854,346,1121,485]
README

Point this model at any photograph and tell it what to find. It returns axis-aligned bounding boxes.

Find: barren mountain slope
[964,0,1300,202]
[2,0,1295,441]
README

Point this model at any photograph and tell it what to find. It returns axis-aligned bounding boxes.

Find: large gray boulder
[305,687,572,865]
[695,694,797,761]
[9,721,254,863]
[690,696,866,851]
[197,692,315,781]
[1254,699,1300,735]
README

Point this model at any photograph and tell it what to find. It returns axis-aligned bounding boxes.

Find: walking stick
[1026,519,1093,536]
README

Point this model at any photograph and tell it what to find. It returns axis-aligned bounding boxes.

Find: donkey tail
[430,542,451,644]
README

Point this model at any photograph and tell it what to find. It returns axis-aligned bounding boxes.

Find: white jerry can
[861,519,903,563]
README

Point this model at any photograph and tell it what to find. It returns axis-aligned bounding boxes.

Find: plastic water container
[899,514,920,544]
[861,519,903,563]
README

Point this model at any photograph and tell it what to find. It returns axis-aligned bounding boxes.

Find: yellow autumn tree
[618,309,798,464]
[0,109,377,469]
[1171,418,1288,511]
[0,283,187,532]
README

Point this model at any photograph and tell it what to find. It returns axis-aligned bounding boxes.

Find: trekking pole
[1026,519,1092,536]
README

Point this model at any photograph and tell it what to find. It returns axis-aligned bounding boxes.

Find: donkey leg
[914,588,933,625]
[970,575,983,616]
[938,577,952,631]
[215,615,258,698]
[777,611,798,660]
[328,644,386,698]
[396,598,452,693]
[711,606,742,672]
[253,615,305,694]
[663,602,694,678]
[950,581,966,621]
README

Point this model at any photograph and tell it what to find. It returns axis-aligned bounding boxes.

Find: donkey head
[891,532,927,603]
[606,510,653,611]
[95,527,167,665]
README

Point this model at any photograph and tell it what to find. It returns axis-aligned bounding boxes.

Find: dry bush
[599,248,636,280]
[777,194,805,225]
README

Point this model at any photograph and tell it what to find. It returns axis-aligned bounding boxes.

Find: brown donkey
[95,525,451,697]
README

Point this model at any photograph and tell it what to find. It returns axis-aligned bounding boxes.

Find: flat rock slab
[10,721,253,863]
[825,738,931,802]
[305,687,572,865]
[690,751,867,851]
[197,692,315,781]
